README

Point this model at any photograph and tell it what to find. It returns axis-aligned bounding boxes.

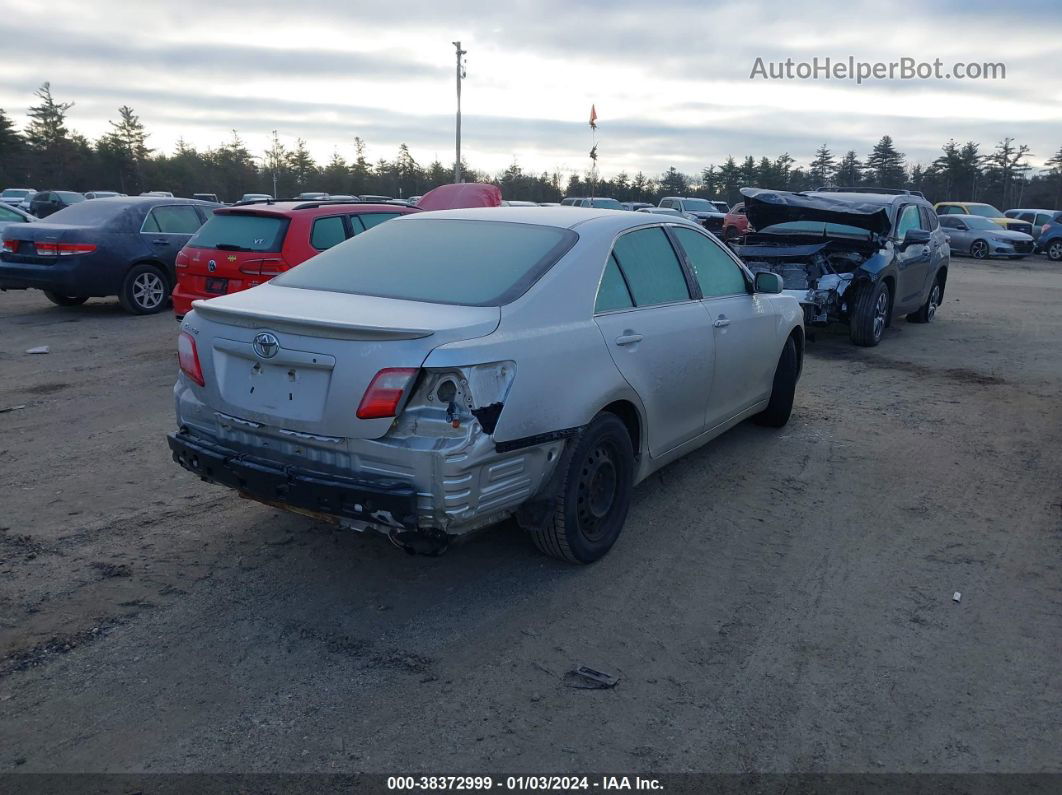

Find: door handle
[713,318,731,328]
[152,238,169,245]
[615,333,643,346]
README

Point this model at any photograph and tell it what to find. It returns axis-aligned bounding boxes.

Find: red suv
[172,201,415,317]
[722,202,752,240]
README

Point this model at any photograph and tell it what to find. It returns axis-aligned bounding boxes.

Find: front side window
[145,205,204,234]
[610,227,690,307]
[672,227,746,297]
[895,205,924,238]
[310,216,347,250]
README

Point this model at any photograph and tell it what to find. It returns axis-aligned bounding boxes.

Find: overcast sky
[2,0,1060,179]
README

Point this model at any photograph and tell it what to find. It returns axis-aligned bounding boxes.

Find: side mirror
[754,271,784,294]
[955,222,968,231]
[901,228,931,249]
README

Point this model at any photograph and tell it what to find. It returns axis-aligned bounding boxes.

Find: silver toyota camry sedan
[168,207,804,563]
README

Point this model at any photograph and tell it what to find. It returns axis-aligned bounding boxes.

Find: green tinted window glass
[311,216,347,250]
[611,227,689,307]
[595,254,633,313]
[673,227,746,297]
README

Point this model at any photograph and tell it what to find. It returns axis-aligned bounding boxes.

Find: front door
[593,226,714,457]
[893,203,932,313]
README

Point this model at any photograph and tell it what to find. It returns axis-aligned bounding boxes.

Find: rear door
[141,204,206,270]
[671,225,777,427]
[592,225,714,457]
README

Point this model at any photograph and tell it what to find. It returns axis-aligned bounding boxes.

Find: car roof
[391,205,697,232]
[215,201,414,218]
[87,196,213,207]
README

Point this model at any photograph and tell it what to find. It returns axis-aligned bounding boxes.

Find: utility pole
[453,41,467,183]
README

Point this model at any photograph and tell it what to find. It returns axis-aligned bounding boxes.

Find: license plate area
[204,277,228,294]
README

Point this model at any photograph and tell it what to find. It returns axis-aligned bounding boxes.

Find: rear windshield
[44,201,130,226]
[273,218,576,306]
[187,213,289,252]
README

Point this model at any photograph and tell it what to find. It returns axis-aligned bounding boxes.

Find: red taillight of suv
[356,368,418,419]
[177,331,205,386]
[34,242,97,256]
[2,240,19,253]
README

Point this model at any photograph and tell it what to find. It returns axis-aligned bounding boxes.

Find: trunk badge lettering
[252,332,280,359]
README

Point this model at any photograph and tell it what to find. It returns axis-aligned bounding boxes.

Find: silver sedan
[168,208,804,562]
[938,214,1036,259]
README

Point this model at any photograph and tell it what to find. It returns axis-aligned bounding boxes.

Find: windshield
[1,189,31,200]
[681,199,718,212]
[56,192,85,203]
[187,213,288,252]
[274,218,576,306]
[712,202,730,213]
[758,220,873,239]
[589,198,622,209]
[967,204,1003,218]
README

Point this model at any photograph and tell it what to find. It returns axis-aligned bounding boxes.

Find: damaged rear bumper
[167,430,420,529]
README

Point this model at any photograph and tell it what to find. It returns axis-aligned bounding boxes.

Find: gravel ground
[0,255,1060,774]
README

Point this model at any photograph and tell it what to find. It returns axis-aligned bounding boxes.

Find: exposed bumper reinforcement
[167,431,419,529]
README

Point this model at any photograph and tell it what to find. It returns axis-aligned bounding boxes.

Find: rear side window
[144,205,204,234]
[187,213,289,252]
[672,227,746,297]
[595,254,634,313]
[351,212,401,233]
[273,218,576,306]
[311,216,347,250]
[611,227,690,307]
[919,206,939,230]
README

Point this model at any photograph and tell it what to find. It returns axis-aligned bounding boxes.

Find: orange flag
[589,104,598,129]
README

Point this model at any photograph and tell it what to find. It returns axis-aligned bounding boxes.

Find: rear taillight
[34,242,97,256]
[356,368,418,419]
[177,331,205,387]
[239,258,287,277]
[2,240,18,253]
[1043,224,1051,236]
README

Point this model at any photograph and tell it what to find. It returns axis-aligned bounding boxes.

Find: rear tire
[119,263,170,315]
[528,413,634,564]
[1046,240,1062,262]
[906,277,942,324]
[42,291,88,307]
[849,279,890,347]
[753,336,798,428]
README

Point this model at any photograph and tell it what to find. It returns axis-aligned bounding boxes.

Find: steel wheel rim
[576,442,619,541]
[927,284,940,320]
[1049,242,1062,260]
[133,272,165,309]
[872,289,888,340]
[971,241,987,259]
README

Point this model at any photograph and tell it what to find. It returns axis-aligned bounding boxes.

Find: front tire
[42,291,88,307]
[119,264,170,315]
[528,413,635,564]
[1045,240,1062,262]
[849,279,891,347]
[970,239,989,260]
[906,277,942,324]
[753,336,798,428]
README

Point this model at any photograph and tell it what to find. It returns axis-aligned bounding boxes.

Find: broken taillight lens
[356,368,418,419]
[177,331,205,387]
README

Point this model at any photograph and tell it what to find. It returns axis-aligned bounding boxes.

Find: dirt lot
[1,256,1060,775]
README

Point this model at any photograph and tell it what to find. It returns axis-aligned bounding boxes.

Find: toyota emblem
[252,332,280,359]
[207,259,217,272]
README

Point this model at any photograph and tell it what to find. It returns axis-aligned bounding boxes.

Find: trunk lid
[0,223,100,263]
[188,283,500,439]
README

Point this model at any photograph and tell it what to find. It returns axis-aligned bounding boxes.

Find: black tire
[119,263,171,315]
[969,239,989,260]
[528,413,635,564]
[849,279,891,347]
[42,291,88,307]
[906,276,942,324]
[1046,240,1062,262]
[753,335,799,428]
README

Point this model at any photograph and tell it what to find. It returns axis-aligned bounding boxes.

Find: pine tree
[25,82,75,183]
[835,150,863,187]
[866,135,906,187]
[809,144,836,187]
[285,138,318,191]
[0,108,27,185]
[1044,145,1062,210]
